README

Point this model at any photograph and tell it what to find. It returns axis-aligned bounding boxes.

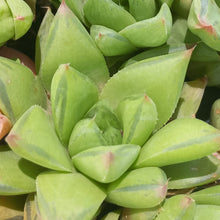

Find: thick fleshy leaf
[194,205,220,219]
[72,144,140,183]
[24,193,40,220]
[0,0,14,45]
[83,0,136,31]
[210,99,220,129]
[119,3,172,47]
[121,206,160,220]
[68,118,107,157]
[100,48,193,130]
[6,105,74,172]
[155,195,196,220]
[6,0,33,40]
[51,64,98,145]
[85,101,122,145]
[162,155,220,189]
[0,57,47,124]
[37,1,109,91]
[90,25,137,56]
[191,185,220,205]
[188,0,220,51]
[0,195,25,219]
[116,94,157,146]
[172,77,207,119]
[0,145,44,195]
[134,118,220,168]
[107,167,167,208]
[36,171,106,220]
[128,0,157,21]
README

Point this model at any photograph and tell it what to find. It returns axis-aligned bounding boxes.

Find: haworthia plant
[188,0,220,51]
[36,1,109,91]
[5,105,74,172]
[134,118,220,167]
[0,145,44,195]
[0,57,47,124]
[36,172,106,220]
[51,64,98,146]
[72,144,140,183]
[116,94,158,146]
[107,167,168,208]
[155,195,196,220]
[100,48,193,130]
[119,3,172,47]
[83,0,136,31]
[162,155,220,189]
[90,25,137,56]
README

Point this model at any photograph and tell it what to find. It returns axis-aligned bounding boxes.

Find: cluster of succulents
[2,0,220,219]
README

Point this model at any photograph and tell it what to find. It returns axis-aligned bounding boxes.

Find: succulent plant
[1,0,220,219]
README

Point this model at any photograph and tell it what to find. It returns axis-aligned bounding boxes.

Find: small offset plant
[1,0,220,219]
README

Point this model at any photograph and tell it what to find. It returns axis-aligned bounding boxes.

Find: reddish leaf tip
[144,93,150,101]
[216,109,220,115]
[103,151,114,168]
[64,63,70,70]
[57,0,70,14]
[15,15,25,21]
[196,16,217,36]
[180,196,194,209]
[98,32,104,39]
[5,133,20,147]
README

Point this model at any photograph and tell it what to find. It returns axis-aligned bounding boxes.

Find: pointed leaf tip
[185,45,197,57]
[57,0,70,14]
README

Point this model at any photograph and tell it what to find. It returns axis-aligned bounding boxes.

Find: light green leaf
[119,3,172,47]
[188,0,220,51]
[83,0,136,31]
[0,145,44,195]
[162,155,220,189]
[6,105,74,172]
[51,64,98,146]
[116,94,157,146]
[72,144,140,183]
[155,195,196,220]
[100,48,193,130]
[134,118,220,168]
[107,167,167,208]
[36,171,106,220]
